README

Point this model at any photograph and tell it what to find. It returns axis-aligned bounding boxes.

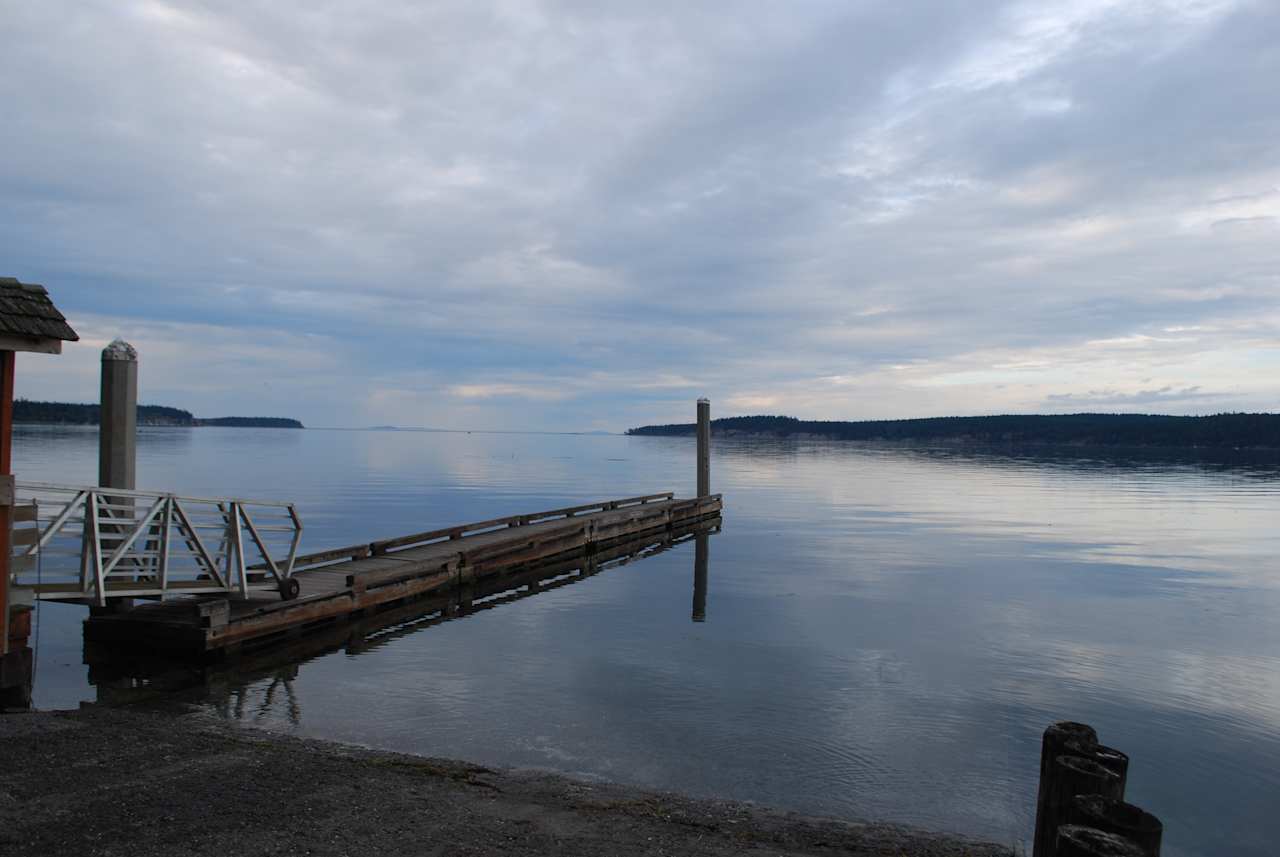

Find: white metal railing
[10,482,302,605]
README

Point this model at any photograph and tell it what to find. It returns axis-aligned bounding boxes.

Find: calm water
[14,425,1280,856]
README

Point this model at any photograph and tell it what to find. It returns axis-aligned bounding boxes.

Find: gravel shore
[0,706,1012,856]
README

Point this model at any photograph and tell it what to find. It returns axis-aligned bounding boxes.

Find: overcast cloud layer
[4,0,1278,430]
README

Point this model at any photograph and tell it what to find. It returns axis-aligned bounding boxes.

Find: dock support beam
[99,339,137,491]
[696,398,710,498]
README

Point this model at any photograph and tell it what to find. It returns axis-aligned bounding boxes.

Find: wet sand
[0,706,1012,856]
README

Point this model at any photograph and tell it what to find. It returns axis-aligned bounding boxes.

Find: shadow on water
[82,517,722,714]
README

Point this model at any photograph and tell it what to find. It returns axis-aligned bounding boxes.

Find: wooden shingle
[0,277,79,345]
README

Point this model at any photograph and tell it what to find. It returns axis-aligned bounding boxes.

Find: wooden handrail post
[696,398,710,498]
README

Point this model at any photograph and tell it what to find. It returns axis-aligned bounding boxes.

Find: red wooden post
[0,350,14,658]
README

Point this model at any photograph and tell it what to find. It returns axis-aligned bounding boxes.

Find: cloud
[2,0,1278,429]
[1044,385,1225,407]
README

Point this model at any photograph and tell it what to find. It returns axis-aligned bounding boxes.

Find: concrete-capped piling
[99,338,137,491]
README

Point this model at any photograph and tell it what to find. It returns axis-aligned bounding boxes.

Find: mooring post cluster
[1032,721,1164,857]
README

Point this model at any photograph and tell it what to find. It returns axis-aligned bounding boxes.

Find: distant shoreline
[627,412,1280,450]
[13,399,303,429]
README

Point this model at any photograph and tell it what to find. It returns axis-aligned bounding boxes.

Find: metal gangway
[9,482,303,606]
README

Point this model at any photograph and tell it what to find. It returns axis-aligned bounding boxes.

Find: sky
[3,0,1278,431]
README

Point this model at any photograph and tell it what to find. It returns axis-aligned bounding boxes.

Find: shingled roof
[0,277,79,342]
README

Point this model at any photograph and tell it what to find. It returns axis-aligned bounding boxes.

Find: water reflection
[84,517,721,718]
[692,531,711,623]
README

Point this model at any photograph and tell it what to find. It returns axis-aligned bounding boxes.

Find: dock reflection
[84,515,721,713]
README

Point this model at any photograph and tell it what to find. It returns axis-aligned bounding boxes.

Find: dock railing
[289,492,677,571]
[10,482,302,605]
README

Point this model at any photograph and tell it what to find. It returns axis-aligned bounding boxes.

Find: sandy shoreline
[0,705,1012,856]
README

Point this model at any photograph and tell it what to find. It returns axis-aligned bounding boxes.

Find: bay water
[14,425,1280,856]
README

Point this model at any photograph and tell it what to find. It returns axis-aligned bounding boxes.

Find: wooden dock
[85,492,722,657]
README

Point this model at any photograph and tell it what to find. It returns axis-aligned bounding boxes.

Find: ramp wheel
[278,577,301,600]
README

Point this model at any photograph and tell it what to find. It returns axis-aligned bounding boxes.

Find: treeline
[13,399,303,429]
[626,413,1280,449]
[14,400,194,426]
[197,417,303,429]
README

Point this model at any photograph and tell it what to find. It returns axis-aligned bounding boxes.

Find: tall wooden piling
[696,398,710,497]
[99,339,137,491]
[1034,722,1099,857]
[97,339,137,614]
[692,532,708,622]
[1037,756,1124,857]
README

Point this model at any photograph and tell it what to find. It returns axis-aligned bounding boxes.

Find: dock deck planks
[85,493,722,656]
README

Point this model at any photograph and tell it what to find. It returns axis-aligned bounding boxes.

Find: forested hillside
[14,400,303,428]
[627,413,1280,448]
[14,400,193,425]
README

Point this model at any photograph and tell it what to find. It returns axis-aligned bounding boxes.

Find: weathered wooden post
[97,339,137,613]
[1034,723,1098,856]
[1038,755,1124,857]
[1065,739,1129,796]
[0,349,12,669]
[692,531,708,622]
[99,339,137,491]
[696,398,710,498]
[1056,825,1146,857]
[1067,796,1162,857]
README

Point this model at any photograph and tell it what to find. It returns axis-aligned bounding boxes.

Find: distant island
[14,399,304,429]
[627,413,1280,449]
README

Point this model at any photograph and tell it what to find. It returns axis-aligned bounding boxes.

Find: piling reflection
[82,515,722,714]
[692,529,712,623]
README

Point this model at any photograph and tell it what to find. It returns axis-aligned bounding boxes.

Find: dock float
[83,492,723,656]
